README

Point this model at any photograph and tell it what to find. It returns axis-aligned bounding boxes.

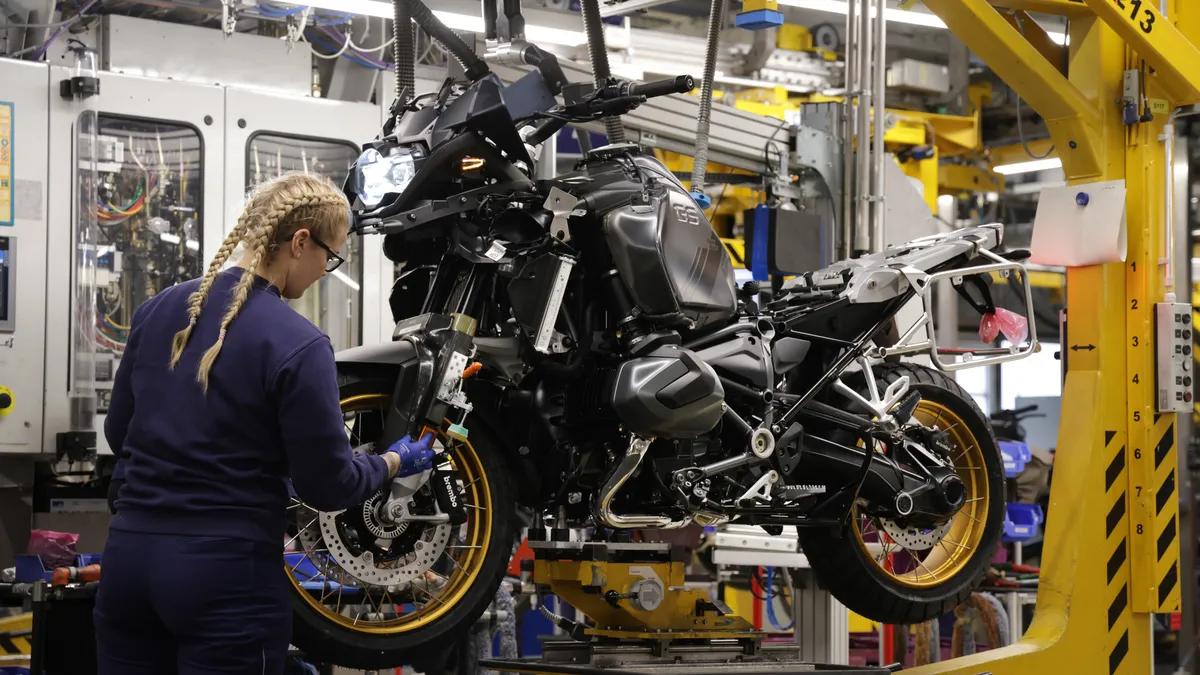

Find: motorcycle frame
[869,248,1041,371]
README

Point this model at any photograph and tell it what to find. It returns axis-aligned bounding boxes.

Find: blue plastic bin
[13,553,102,583]
[1003,503,1044,542]
[999,441,1032,478]
[283,552,367,600]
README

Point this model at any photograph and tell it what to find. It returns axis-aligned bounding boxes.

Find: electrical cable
[1013,14,1054,160]
[256,2,306,16]
[320,23,392,58]
[307,31,391,70]
[762,118,790,178]
[764,567,795,631]
[24,0,99,61]
[0,0,97,28]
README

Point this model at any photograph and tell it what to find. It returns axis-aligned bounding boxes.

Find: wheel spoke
[915,557,938,580]
[286,516,319,550]
[416,584,446,607]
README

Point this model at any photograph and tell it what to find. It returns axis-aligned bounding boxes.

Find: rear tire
[799,362,1005,624]
[288,371,518,670]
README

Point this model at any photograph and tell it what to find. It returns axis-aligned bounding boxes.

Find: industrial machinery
[0,41,391,460]
[91,116,204,416]
[224,87,388,349]
[270,1,1037,669]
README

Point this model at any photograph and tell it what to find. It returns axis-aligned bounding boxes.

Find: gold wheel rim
[286,393,492,634]
[852,400,989,589]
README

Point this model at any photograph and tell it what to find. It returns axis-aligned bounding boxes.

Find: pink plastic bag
[979,307,1029,345]
[28,530,79,568]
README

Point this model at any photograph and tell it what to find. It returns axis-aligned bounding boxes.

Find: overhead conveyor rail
[486,56,792,176]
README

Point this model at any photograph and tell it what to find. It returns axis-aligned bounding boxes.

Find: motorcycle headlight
[354,147,417,209]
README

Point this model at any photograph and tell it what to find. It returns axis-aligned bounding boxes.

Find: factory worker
[95,172,432,675]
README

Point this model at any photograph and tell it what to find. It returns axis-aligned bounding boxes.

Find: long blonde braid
[171,172,350,392]
[168,215,252,369]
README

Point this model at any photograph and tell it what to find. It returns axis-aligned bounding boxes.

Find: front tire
[799,362,1005,624]
[287,371,518,670]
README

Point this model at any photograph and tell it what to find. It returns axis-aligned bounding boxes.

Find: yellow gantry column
[902,3,1185,673]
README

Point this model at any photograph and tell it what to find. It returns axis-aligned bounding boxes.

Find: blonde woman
[95,173,433,674]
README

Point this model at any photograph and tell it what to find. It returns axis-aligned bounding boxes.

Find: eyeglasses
[310,235,346,273]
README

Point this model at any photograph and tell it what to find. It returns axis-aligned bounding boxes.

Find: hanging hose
[407,0,490,81]
[763,567,795,631]
[392,0,415,105]
[580,0,625,143]
[689,0,727,206]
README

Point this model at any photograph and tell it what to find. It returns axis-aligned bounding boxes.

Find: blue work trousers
[94,528,292,675]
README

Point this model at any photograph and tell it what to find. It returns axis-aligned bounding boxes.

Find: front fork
[377,265,493,528]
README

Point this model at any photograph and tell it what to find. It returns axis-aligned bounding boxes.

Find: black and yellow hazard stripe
[1193,307,1200,425]
[1150,414,1181,612]
[1105,429,1131,674]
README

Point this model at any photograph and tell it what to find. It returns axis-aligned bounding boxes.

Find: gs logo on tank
[672,203,702,227]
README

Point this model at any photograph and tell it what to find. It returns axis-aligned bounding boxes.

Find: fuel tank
[609,345,725,439]
[604,188,738,329]
[563,152,738,330]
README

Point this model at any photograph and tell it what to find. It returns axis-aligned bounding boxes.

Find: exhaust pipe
[595,436,689,529]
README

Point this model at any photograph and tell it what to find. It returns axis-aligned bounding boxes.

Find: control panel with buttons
[1156,302,1194,413]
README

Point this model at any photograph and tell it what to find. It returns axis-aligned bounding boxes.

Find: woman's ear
[289,229,311,259]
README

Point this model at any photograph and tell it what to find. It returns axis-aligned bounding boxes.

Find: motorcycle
[282,9,1038,669]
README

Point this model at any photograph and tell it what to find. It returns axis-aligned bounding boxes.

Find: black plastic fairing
[696,336,769,388]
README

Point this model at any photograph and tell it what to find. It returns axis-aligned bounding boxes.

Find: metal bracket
[544,186,578,243]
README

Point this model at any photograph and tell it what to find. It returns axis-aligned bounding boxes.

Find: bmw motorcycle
[282,16,1037,669]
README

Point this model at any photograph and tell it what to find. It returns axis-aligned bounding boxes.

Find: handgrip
[629,75,695,98]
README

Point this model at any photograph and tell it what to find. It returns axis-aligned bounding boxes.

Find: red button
[1186,392,1193,403]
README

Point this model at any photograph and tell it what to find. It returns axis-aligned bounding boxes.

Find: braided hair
[169,172,351,392]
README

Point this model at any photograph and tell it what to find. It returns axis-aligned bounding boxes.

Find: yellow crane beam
[923,0,1105,179]
[1082,0,1200,105]
[987,0,1092,16]
[905,1,1187,673]
[939,163,1005,195]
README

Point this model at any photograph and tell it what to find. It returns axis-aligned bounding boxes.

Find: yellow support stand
[902,2,1185,673]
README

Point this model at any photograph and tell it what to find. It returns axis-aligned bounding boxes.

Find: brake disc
[880,517,953,551]
[293,441,452,588]
[318,511,451,586]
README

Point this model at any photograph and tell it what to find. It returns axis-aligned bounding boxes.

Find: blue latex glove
[386,432,437,478]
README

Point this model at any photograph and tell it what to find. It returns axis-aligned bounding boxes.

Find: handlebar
[526,75,695,148]
[624,75,696,99]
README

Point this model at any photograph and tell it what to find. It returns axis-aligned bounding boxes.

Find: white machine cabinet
[44,67,226,456]
[0,61,51,453]
[223,89,388,349]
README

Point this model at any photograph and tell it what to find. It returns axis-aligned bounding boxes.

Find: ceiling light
[269,0,587,46]
[775,0,946,28]
[993,157,1062,175]
[774,0,1067,43]
[431,9,587,46]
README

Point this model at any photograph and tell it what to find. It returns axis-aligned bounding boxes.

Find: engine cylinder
[609,345,725,439]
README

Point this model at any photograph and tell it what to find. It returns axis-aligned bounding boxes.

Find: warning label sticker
[0,102,11,226]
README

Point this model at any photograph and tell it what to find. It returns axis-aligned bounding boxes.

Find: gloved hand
[381,432,437,479]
